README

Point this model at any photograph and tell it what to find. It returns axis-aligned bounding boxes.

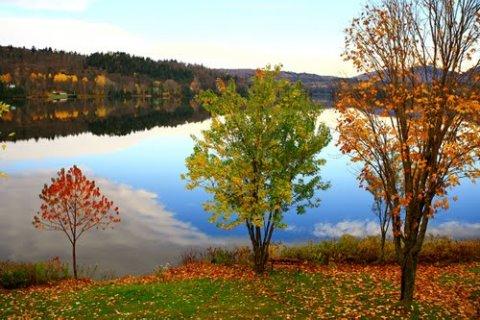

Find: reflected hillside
[0,98,209,141]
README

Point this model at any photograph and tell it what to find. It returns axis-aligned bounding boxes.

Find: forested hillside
[0,46,341,104]
[219,69,343,105]
[0,46,226,101]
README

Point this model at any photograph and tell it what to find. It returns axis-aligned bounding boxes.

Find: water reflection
[0,103,479,275]
[0,170,237,275]
[0,98,208,141]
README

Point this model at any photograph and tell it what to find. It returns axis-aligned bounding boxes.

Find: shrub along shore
[1,236,479,290]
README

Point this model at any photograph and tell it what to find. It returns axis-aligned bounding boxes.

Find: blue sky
[0,0,364,75]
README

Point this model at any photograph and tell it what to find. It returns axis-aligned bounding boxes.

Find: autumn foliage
[337,0,480,302]
[184,66,330,273]
[33,166,120,278]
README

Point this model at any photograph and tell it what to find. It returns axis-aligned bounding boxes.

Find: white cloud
[313,220,480,239]
[313,220,380,238]
[428,221,480,239]
[1,0,94,12]
[0,170,234,275]
[149,40,352,76]
[0,17,155,57]
[284,225,297,232]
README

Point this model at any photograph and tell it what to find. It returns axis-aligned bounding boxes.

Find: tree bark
[72,241,78,279]
[246,219,274,274]
[253,243,269,273]
[379,232,386,263]
[400,249,418,302]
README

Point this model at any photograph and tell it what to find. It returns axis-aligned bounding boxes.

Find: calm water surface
[0,100,478,275]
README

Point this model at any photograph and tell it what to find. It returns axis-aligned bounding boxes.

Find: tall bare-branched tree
[337,0,480,302]
[372,195,391,262]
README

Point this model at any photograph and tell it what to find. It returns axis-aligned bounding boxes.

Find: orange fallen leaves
[110,262,258,285]
[151,261,479,319]
[2,262,478,319]
[159,262,258,282]
[0,278,92,298]
[272,261,480,319]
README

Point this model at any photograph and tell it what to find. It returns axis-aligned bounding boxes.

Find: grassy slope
[1,263,479,319]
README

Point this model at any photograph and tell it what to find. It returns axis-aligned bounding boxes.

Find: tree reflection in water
[0,98,209,141]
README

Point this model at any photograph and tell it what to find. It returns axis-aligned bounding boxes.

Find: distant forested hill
[218,69,345,106]
[0,45,226,101]
[0,45,345,105]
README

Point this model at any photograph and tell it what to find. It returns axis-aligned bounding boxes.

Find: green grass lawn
[3,265,476,320]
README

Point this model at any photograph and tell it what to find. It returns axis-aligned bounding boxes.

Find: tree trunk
[72,241,78,279]
[253,243,269,273]
[400,249,418,303]
[246,220,274,274]
[379,232,386,263]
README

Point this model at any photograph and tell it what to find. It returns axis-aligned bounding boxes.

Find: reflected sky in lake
[0,103,479,275]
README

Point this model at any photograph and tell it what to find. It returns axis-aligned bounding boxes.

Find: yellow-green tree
[183,66,331,272]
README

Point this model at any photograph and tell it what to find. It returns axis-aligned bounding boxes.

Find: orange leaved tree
[33,166,120,278]
[337,0,480,302]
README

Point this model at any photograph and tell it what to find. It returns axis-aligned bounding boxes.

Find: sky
[0,0,364,76]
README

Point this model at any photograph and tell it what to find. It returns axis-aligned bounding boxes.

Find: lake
[0,99,479,275]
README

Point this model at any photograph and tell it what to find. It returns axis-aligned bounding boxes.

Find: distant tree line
[0,45,228,101]
[85,52,194,84]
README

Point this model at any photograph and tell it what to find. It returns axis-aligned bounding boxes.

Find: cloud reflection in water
[0,170,232,275]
